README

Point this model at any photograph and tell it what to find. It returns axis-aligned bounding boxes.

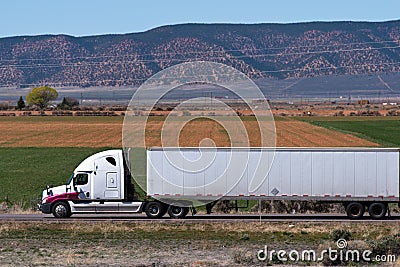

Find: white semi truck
[39,147,400,219]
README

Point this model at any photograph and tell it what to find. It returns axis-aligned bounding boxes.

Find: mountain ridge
[0,20,399,88]
[3,19,400,39]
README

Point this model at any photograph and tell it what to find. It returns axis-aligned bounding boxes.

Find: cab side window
[75,173,88,185]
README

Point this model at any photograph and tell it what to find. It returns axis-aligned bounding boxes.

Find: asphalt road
[1,213,400,223]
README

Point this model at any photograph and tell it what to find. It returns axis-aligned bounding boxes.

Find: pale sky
[1,0,399,37]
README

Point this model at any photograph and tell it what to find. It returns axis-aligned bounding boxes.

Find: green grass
[296,116,400,147]
[298,116,400,122]
[0,222,331,244]
[0,147,107,205]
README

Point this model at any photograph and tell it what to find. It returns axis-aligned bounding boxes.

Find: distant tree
[17,96,25,110]
[60,97,68,108]
[26,86,58,109]
[59,97,79,110]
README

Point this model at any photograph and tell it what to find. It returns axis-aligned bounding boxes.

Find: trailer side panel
[146,148,400,200]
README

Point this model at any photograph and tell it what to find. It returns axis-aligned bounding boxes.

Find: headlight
[42,196,49,204]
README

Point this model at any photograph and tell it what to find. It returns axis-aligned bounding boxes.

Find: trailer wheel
[345,202,364,219]
[145,202,165,218]
[368,202,387,219]
[52,202,71,218]
[167,205,189,219]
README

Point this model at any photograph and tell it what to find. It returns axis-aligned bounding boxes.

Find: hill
[0,21,400,88]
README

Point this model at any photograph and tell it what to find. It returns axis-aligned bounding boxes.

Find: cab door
[73,172,97,212]
[74,173,91,199]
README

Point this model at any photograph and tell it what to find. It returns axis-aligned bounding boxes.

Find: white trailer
[40,148,400,219]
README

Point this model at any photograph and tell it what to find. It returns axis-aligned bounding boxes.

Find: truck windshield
[67,173,74,184]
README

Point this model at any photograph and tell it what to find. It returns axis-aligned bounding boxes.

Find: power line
[234,45,400,59]
[0,39,398,63]
[1,61,400,88]
[0,39,399,88]
[0,45,399,70]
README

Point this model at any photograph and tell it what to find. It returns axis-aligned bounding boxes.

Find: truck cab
[39,150,144,218]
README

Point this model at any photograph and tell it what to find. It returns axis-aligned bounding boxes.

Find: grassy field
[298,116,400,147]
[0,147,107,205]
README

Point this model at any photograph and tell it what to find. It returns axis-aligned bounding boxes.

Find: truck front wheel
[167,205,189,219]
[368,202,387,219]
[145,202,166,218]
[345,202,364,219]
[52,202,71,218]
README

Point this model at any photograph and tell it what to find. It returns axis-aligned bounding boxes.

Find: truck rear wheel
[145,202,166,218]
[167,205,189,219]
[52,202,71,218]
[345,202,364,219]
[368,202,387,219]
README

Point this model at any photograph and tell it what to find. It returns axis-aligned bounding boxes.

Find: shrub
[250,200,336,214]
[369,234,400,255]
[232,250,254,264]
[330,229,352,241]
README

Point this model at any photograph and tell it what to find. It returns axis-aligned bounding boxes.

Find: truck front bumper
[38,203,52,214]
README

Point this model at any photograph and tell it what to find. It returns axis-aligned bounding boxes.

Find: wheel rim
[349,206,361,216]
[149,205,160,216]
[171,206,183,216]
[55,204,67,217]
[370,204,385,217]
[371,206,382,215]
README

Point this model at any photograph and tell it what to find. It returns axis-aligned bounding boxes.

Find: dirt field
[0,221,399,266]
[275,120,378,147]
[0,116,378,147]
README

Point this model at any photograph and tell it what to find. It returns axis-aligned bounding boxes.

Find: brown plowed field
[0,116,378,147]
[275,120,378,147]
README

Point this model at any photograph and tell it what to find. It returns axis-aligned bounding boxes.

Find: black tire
[345,202,365,219]
[368,202,387,219]
[167,205,189,219]
[145,202,166,218]
[52,202,71,218]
